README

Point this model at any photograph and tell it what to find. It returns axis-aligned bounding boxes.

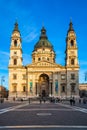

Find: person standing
[28,98,30,104]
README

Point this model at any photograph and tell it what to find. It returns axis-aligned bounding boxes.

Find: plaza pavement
[0,99,87,130]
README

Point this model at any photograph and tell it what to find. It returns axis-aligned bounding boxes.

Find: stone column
[52,72,55,97]
[49,79,53,97]
[35,82,37,96]
[51,82,53,96]
[49,82,51,96]
[35,78,39,97]
[37,82,39,96]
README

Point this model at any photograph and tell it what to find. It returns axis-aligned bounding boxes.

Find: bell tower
[9,22,23,98]
[9,22,22,67]
[65,21,79,67]
[65,21,79,97]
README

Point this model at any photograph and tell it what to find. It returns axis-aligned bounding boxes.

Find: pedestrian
[83,98,86,104]
[13,97,15,101]
[72,97,75,105]
[79,98,81,104]
[40,98,42,104]
[43,97,46,103]
[70,98,72,106]
[73,99,75,105]
[21,98,23,102]
[28,98,30,104]
[0,98,4,103]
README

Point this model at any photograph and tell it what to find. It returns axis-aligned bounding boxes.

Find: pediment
[27,61,63,68]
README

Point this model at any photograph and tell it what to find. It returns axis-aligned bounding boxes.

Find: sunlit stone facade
[79,83,87,97]
[8,21,79,98]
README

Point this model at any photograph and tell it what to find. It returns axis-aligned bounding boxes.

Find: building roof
[68,20,74,32]
[13,21,20,33]
[34,27,53,50]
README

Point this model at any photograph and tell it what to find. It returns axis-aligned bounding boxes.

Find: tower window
[47,58,49,61]
[71,74,75,80]
[38,58,41,61]
[71,85,75,93]
[14,51,17,55]
[13,74,17,79]
[61,86,65,92]
[14,40,17,46]
[13,86,17,92]
[43,41,45,45]
[33,58,35,62]
[71,59,74,65]
[53,58,55,62]
[23,86,26,92]
[70,40,74,47]
[14,59,17,65]
[23,74,26,80]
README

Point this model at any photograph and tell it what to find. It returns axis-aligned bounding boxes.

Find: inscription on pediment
[27,62,63,69]
[37,62,52,66]
[32,61,55,66]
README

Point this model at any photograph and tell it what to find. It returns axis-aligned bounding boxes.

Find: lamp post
[25,66,28,97]
[0,76,5,97]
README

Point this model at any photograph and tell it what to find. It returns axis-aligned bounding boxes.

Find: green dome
[34,27,53,50]
[34,39,53,49]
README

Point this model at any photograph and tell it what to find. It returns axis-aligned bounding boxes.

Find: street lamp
[0,76,5,97]
[25,66,28,97]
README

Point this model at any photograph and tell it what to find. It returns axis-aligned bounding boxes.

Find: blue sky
[0,0,87,89]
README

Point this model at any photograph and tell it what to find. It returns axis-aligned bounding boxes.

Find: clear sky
[0,0,87,89]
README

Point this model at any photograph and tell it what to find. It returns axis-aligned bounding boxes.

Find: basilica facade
[8,21,79,99]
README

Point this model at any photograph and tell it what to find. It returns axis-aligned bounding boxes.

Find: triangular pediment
[26,61,64,68]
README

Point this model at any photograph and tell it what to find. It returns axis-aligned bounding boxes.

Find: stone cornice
[66,65,79,69]
[8,65,26,69]
[26,61,65,69]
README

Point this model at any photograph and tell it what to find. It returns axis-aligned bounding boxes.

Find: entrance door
[39,74,49,97]
[42,90,46,97]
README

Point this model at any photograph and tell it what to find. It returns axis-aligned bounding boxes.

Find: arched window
[14,51,17,55]
[61,86,65,92]
[71,74,75,80]
[43,41,45,45]
[14,40,17,46]
[70,40,74,47]
[71,59,74,65]
[53,58,55,62]
[38,58,41,61]
[13,86,16,92]
[47,58,49,61]
[71,85,75,93]
[23,86,26,92]
[14,59,17,65]
[13,74,17,79]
